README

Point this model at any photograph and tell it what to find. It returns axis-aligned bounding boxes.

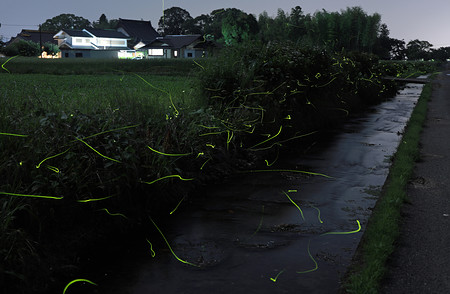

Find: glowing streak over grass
[193,60,205,70]
[147,146,191,157]
[0,132,28,137]
[270,268,285,282]
[200,158,210,170]
[321,220,361,236]
[0,192,63,200]
[46,165,60,173]
[265,149,279,167]
[249,126,282,149]
[170,196,185,215]
[311,205,323,224]
[240,169,332,179]
[283,191,305,221]
[99,208,128,219]
[141,175,194,185]
[149,217,199,267]
[78,124,140,141]
[1,55,18,73]
[76,138,121,163]
[36,148,70,168]
[63,279,97,294]
[133,73,179,116]
[297,239,318,274]
[77,195,113,203]
[146,239,156,257]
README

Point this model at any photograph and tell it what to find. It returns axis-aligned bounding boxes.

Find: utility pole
[39,24,42,57]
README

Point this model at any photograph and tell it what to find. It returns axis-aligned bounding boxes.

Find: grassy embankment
[0,52,438,293]
[341,74,436,293]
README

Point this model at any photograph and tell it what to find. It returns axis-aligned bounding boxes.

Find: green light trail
[62,279,97,294]
[149,217,199,267]
[0,192,63,200]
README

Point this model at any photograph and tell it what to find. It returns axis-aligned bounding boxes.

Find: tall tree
[406,39,433,60]
[93,14,119,29]
[220,8,258,45]
[158,7,193,35]
[41,14,91,31]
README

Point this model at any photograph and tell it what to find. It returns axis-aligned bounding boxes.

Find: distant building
[115,18,160,50]
[142,35,217,59]
[8,29,57,46]
[54,28,130,58]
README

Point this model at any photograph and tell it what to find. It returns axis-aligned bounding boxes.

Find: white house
[142,35,217,59]
[54,28,130,58]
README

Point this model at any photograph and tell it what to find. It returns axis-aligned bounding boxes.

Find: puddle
[89,83,424,294]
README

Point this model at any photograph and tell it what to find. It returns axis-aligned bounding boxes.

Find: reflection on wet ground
[97,84,424,294]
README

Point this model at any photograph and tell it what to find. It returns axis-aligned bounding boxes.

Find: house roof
[143,35,203,49]
[116,18,160,43]
[61,29,92,38]
[86,29,128,39]
[9,29,58,45]
[54,29,128,39]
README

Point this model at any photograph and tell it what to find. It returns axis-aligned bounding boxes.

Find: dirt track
[382,66,450,293]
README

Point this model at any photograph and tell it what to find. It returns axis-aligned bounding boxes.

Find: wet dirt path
[94,83,424,294]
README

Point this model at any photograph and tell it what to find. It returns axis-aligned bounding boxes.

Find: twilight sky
[1,0,449,47]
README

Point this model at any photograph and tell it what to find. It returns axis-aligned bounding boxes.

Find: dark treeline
[160,6,450,61]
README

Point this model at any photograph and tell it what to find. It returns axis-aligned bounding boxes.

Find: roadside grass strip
[341,80,433,293]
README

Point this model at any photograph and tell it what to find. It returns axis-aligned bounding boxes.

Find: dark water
[91,83,424,294]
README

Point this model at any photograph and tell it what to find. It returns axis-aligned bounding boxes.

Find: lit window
[149,49,164,56]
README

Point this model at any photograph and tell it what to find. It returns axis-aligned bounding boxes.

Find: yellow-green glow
[76,138,121,163]
[297,239,318,274]
[133,73,179,117]
[1,55,18,73]
[241,169,332,179]
[46,165,60,173]
[283,191,305,221]
[270,268,285,282]
[249,125,282,149]
[78,124,140,141]
[170,196,185,215]
[321,220,361,236]
[147,146,191,157]
[251,205,265,237]
[200,158,210,170]
[0,192,63,200]
[311,205,323,224]
[63,279,97,294]
[141,175,194,185]
[149,217,199,267]
[0,132,28,137]
[146,239,156,257]
[77,195,113,203]
[36,148,70,169]
[99,208,128,219]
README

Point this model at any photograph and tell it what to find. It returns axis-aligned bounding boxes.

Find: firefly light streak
[311,205,324,224]
[99,208,128,219]
[0,132,28,137]
[76,138,121,163]
[0,192,63,200]
[36,148,70,169]
[62,279,97,294]
[169,196,185,215]
[141,175,194,185]
[149,217,199,267]
[297,239,318,274]
[77,195,113,203]
[146,239,156,257]
[270,268,285,282]
[1,55,18,73]
[240,169,332,179]
[321,220,361,236]
[283,191,305,221]
[147,146,191,157]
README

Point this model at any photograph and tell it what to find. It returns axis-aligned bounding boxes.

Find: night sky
[1,0,449,47]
